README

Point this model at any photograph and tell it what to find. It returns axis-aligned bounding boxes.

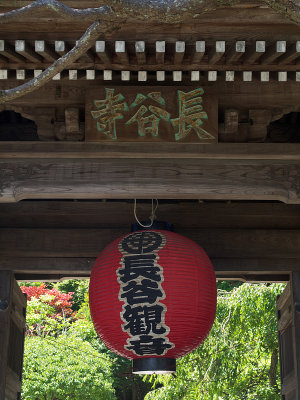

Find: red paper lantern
[89,230,217,374]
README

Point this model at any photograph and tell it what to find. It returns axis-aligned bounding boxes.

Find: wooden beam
[279,41,300,65]
[0,228,299,261]
[0,201,299,230]
[209,41,225,64]
[156,70,165,81]
[0,271,26,399]
[35,40,57,62]
[193,41,205,63]
[277,273,300,397]
[244,41,265,64]
[0,40,25,63]
[260,41,286,64]
[0,227,300,260]
[95,40,110,64]
[0,271,12,400]
[156,41,165,64]
[103,69,112,80]
[135,41,146,64]
[174,41,185,64]
[0,143,300,203]
[54,40,70,56]
[0,257,294,281]
[0,228,299,279]
[15,40,43,63]
[115,41,129,64]
[226,41,245,64]
[138,70,147,81]
[1,143,300,160]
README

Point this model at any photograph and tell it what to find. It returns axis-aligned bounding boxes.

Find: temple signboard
[85,87,218,142]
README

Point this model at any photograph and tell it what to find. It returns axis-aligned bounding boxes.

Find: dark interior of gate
[1,1,300,399]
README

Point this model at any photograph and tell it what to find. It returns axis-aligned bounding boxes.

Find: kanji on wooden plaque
[85,87,218,143]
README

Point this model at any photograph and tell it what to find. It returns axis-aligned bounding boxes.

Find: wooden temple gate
[1,0,300,398]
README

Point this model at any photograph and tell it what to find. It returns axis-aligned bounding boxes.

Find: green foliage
[21,284,74,336]
[22,335,116,400]
[21,280,284,400]
[56,280,90,311]
[145,283,285,400]
[69,290,153,400]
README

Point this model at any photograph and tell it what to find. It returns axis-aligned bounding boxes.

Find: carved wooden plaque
[85,86,218,142]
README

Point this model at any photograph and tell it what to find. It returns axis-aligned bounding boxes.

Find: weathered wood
[1,156,299,202]
[174,41,185,64]
[135,41,146,64]
[0,271,12,400]
[35,40,58,62]
[244,41,265,64]
[2,0,300,29]
[95,40,111,64]
[103,69,112,80]
[173,71,182,81]
[0,228,299,279]
[55,40,70,56]
[278,41,300,65]
[157,71,165,81]
[0,143,300,204]
[0,201,299,229]
[260,41,286,65]
[1,142,300,160]
[0,271,26,400]
[115,40,129,64]
[193,41,205,63]
[226,41,245,64]
[209,41,225,64]
[15,40,42,63]
[5,59,300,72]
[65,107,80,133]
[16,70,25,80]
[156,41,165,64]
[0,257,292,281]
[277,273,300,399]
[0,40,24,63]
[1,227,300,259]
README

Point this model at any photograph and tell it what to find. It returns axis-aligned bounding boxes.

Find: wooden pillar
[0,271,26,400]
[277,273,300,400]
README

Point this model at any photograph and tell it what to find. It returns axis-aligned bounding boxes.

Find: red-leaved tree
[20,284,75,336]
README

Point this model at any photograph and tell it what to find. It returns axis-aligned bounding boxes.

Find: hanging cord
[134,199,158,228]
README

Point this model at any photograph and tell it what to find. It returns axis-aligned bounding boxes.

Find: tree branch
[0,0,112,23]
[1,0,300,25]
[0,21,104,103]
[0,0,300,24]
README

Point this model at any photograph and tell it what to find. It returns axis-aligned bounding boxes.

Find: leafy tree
[20,283,74,336]
[70,290,153,400]
[22,335,116,400]
[56,280,90,311]
[21,281,284,400]
[144,283,285,400]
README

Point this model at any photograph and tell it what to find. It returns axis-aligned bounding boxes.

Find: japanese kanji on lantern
[85,86,218,142]
[89,230,217,374]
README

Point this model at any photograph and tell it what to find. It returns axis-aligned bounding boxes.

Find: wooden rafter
[0,21,105,103]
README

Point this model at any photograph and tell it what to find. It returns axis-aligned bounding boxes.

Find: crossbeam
[0,200,299,280]
[0,143,300,204]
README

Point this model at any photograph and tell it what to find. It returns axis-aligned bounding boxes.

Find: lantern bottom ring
[132,357,176,375]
